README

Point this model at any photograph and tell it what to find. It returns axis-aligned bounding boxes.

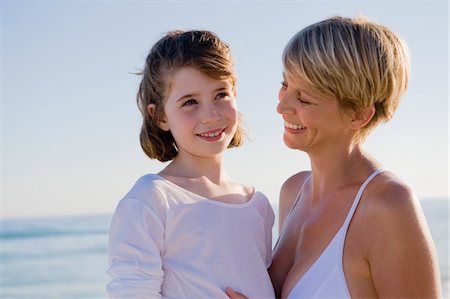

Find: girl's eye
[182,99,197,106]
[280,81,288,89]
[215,92,229,99]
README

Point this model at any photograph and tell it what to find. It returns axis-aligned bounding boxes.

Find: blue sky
[1,1,448,219]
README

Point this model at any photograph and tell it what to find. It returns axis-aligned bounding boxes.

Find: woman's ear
[349,105,376,130]
[147,103,170,131]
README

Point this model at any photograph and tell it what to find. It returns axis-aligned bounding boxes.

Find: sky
[1,0,448,219]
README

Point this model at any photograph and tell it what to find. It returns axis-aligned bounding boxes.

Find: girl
[106,30,275,299]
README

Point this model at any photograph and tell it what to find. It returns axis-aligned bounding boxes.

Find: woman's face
[277,72,353,154]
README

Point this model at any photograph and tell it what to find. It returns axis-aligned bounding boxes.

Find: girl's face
[276,72,353,154]
[157,66,238,160]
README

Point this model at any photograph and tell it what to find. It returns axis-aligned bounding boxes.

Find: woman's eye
[296,91,311,105]
[298,97,311,105]
[280,81,288,89]
[182,99,197,106]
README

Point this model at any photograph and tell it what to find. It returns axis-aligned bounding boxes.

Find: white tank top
[287,169,383,299]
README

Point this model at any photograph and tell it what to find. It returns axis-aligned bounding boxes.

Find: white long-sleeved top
[106,174,275,299]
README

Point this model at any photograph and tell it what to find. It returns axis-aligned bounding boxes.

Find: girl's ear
[147,103,170,131]
[349,105,376,130]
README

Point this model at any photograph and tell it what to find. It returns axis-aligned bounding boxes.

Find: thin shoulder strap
[278,174,311,234]
[342,169,383,228]
[287,175,311,218]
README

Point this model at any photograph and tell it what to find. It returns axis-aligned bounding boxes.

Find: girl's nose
[201,105,220,124]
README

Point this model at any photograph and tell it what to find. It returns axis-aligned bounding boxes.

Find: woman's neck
[307,143,378,200]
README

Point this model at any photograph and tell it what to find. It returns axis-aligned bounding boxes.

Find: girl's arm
[106,197,165,299]
[226,287,249,299]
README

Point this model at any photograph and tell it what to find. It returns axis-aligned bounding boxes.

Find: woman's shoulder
[357,170,426,244]
[277,171,311,228]
[363,170,417,215]
[280,171,311,202]
[352,171,440,297]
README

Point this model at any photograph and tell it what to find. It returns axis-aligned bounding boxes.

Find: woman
[228,15,441,299]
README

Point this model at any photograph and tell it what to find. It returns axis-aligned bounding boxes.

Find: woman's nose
[277,92,295,115]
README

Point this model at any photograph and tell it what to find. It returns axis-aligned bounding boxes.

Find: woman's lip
[284,126,306,134]
[284,121,305,130]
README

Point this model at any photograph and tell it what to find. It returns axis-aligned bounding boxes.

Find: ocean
[0,199,448,298]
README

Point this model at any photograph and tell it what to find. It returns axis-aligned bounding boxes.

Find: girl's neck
[157,152,253,204]
[160,152,228,184]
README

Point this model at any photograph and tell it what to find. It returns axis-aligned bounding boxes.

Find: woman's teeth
[285,121,305,130]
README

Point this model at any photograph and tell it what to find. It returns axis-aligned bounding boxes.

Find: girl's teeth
[200,131,221,137]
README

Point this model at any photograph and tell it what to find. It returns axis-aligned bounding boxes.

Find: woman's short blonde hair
[283,16,410,142]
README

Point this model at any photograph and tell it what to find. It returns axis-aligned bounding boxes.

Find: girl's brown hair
[137,30,244,162]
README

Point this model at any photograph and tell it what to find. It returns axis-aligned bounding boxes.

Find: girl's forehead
[168,66,233,84]
[164,67,233,99]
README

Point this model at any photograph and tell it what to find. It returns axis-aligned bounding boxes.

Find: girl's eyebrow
[175,85,230,103]
[176,93,198,103]
[214,87,228,93]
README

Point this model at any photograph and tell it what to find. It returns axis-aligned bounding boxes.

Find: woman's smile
[284,121,306,131]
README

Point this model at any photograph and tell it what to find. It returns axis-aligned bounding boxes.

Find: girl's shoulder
[127,173,168,196]
[119,174,171,209]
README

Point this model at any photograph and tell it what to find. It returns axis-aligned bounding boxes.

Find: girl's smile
[159,66,238,158]
[196,127,227,141]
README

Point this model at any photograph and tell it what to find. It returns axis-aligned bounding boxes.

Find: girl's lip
[196,127,226,138]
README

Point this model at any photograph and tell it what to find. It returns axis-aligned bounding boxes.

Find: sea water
[0,199,448,298]
[0,215,110,298]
